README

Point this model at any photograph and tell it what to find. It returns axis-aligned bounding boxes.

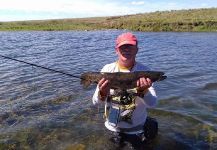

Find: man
[92,32,158,148]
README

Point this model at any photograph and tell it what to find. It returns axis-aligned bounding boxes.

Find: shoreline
[0,8,217,32]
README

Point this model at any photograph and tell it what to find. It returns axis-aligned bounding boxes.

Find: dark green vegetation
[0,8,217,32]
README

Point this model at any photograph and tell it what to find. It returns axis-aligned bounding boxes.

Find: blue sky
[0,0,217,21]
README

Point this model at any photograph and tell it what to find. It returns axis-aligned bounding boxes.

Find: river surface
[0,30,217,150]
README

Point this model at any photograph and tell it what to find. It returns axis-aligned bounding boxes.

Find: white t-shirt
[92,62,157,133]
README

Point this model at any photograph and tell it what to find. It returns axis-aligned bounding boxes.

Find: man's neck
[117,59,135,70]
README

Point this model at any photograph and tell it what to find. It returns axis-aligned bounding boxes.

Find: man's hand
[136,77,152,92]
[98,78,110,101]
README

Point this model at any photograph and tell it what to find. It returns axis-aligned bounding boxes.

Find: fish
[80,71,167,90]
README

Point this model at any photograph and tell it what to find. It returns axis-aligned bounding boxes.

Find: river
[0,30,217,149]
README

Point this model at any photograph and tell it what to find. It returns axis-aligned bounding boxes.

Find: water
[0,30,217,149]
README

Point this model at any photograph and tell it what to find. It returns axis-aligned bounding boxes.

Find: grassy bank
[0,8,217,32]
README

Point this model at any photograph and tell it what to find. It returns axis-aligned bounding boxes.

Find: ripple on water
[149,108,217,149]
[0,31,217,149]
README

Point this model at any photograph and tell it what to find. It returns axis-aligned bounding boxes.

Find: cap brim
[116,40,137,48]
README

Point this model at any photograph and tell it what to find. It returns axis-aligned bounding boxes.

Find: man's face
[116,44,138,61]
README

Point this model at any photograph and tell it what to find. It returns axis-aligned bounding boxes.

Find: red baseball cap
[116,32,137,48]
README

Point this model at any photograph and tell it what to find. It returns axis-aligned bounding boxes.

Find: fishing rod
[0,54,81,79]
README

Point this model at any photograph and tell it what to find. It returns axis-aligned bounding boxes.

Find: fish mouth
[159,75,167,81]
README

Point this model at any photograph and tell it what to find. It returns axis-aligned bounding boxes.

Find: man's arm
[92,78,110,105]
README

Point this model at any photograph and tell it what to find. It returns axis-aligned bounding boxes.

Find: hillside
[0,8,217,32]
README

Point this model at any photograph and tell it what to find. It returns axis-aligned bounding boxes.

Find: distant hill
[0,8,217,31]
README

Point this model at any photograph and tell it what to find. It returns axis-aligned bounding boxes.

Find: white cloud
[0,0,130,16]
[0,0,217,21]
[201,3,209,7]
[131,1,145,5]
[0,0,147,20]
[0,0,61,12]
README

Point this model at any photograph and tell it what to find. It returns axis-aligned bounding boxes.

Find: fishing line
[0,54,82,79]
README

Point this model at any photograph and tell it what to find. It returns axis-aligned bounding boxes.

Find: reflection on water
[0,30,217,149]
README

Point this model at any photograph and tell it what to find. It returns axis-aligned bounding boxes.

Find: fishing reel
[120,93,133,105]
[111,89,137,105]
[118,90,134,105]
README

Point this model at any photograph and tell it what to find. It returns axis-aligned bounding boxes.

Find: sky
[0,0,217,22]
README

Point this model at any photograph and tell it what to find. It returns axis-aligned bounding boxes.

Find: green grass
[0,8,217,32]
